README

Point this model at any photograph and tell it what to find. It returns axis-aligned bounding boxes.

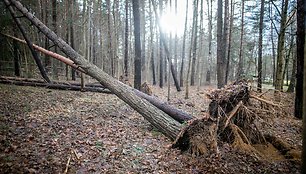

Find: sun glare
[159,2,189,36]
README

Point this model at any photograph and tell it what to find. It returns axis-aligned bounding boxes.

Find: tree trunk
[70,0,76,80]
[8,0,183,140]
[222,0,229,85]
[302,0,306,168]
[295,0,304,119]
[149,1,156,85]
[217,0,224,88]
[3,0,50,83]
[237,0,245,79]
[51,0,58,80]
[106,0,114,76]
[283,27,294,86]
[190,0,199,86]
[0,77,111,93]
[287,50,297,92]
[197,0,204,88]
[124,0,129,79]
[158,0,164,88]
[180,0,189,87]
[13,27,20,77]
[206,0,212,84]
[257,0,264,92]
[132,0,142,90]
[225,0,234,84]
[275,0,289,91]
[44,0,51,73]
[185,0,197,98]
[140,0,146,82]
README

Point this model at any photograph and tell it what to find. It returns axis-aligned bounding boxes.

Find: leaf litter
[0,84,301,173]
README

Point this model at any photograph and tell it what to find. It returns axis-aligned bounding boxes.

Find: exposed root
[222,101,243,131]
[172,118,218,157]
[173,79,299,161]
[250,94,282,107]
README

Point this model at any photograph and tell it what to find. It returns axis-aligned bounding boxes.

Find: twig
[64,155,71,174]
[72,149,80,160]
[222,101,243,130]
[250,94,281,107]
[258,89,272,97]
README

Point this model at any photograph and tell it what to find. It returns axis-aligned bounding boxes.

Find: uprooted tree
[3,0,300,158]
[3,0,184,140]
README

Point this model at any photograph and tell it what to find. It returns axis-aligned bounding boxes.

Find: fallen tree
[1,33,194,123]
[0,75,193,123]
[4,0,298,159]
[0,76,112,93]
[3,2,50,82]
[5,0,184,140]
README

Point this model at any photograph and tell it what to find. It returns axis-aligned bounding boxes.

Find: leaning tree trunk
[3,0,51,83]
[7,0,183,140]
[2,33,194,123]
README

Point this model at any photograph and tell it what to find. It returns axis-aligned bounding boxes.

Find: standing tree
[186,0,198,98]
[132,0,142,90]
[190,0,199,86]
[302,0,306,170]
[124,0,129,80]
[158,0,164,88]
[70,0,76,80]
[206,0,212,84]
[257,0,264,92]
[222,0,229,84]
[13,27,20,77]
[180,0,188,87]
[295,0,304,119]
[237,0,245,79]
[225,0,235,84]
[217,0,225,88]
[149,1,156,85]
[51,0,58,79]
[275,0,289,91]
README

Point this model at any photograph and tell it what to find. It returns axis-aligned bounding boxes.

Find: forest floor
[0,83,302,173]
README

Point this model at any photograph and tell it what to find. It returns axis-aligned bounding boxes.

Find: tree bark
[206,0,212,84]
[225,0,234,84]
[237,0,245,80]
[51,0,59,79]
[149,1,156,85]
[302,0,306,168]
[190,0,199,86]
[8,0,183,140]
[124,0,129,79]
[222,0,229,84]
[70,0,76,81]
[275,0,289,91]
[180,0,189,87]
[257,0,264,92]
[287,50,297,92]
[13,27,20,77]
[295,0,304,119]
[132,0,142,90]
[217,0,225,88]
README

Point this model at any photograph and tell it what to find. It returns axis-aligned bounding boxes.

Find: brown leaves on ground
[0,84,301,173]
